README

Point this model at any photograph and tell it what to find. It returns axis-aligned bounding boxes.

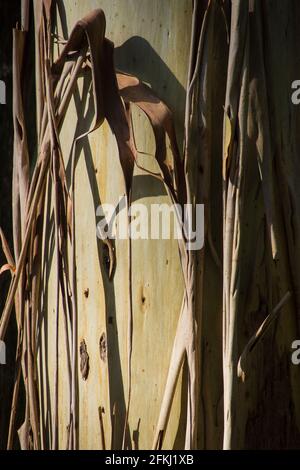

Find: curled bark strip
[237,291,291,382]
[0,227,15,268]
[101,40,135,196]
[117,73,185,204]
[52,8,106,132]
[0,264,15,276]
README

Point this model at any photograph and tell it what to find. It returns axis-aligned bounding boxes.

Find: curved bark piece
[53,8,106,132]
[237,292,291,382]
[117,72,185,205]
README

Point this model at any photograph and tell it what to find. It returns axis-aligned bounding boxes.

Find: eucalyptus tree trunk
[1,0,300,451]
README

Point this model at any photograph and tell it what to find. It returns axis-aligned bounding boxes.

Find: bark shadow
[68,74,131,449]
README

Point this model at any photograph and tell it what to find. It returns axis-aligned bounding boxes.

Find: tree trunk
[1,0,300,451]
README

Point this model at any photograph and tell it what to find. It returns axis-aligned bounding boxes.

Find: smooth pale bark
[35,0,192,450]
